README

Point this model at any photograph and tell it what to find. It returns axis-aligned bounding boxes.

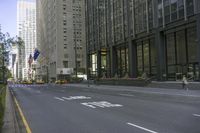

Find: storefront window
[121,49,126,75]
[116,46,129,77]
[143,41,150,73]
[101,51,107,77]
[137,39,156,77]
[176,30,186,65]
[150,39,157,76]
[166,33,176,79]
[137,43,143,75]
[126,48,129,72]
[91,54,97,76]
[167,33,176,65]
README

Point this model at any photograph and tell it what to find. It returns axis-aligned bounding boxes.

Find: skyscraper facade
[36,0,86,82]
[85,0,200,81]
[17,0,36,80]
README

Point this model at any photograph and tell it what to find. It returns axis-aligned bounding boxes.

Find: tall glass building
[85,0,200,81]
[17,0,36,80]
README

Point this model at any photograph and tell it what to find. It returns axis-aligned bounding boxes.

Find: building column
[155,30,166,81]
[97,50,101,78]
[196,0,200,81]
[86,54,90,79]
[110,46,117,77]
[128,41,137,78]
[125,0,136,78]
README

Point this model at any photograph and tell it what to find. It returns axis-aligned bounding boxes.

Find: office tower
[17,0,36,80]
[36,0,86,82]
[85,0,200,81]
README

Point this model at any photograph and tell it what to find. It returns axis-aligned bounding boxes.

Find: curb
[10,89,32,133]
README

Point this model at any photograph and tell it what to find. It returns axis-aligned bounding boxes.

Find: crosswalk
[9,84,48,88]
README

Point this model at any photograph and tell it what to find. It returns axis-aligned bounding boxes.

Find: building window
[150,39,157,76]
[77,61,81,68]
[187,27,197,63]
[63,61,68,68]
[171,0,178,21]
[176,30,186,65]
[166,33,176,65]
[91,54,97,76]
[178,0,184,19]
[158,0,163,26]
[64,54,68,58]
[186,0,194,16]
[164,0,171,24]
[116,47,129,77]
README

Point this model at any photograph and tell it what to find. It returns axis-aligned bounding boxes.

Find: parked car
[36,80,45,84]
[55,80,67,84]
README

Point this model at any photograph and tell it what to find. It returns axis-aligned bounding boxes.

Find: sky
[0,0,17,37]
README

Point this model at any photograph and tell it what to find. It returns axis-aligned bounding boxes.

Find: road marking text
[81,101,123,108]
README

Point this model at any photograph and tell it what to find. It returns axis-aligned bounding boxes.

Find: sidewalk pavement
[2,87,20,133]
[65,83,200,99]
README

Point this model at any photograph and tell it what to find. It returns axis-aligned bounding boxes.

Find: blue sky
[0,0,17,37]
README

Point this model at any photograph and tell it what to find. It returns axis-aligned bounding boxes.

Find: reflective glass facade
[86,0,200,81]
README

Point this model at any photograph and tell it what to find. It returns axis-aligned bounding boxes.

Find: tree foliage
[0,30,24,83]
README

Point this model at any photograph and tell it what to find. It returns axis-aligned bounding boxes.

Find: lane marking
[12,93,32,133]
[36,90,41,94]
[81,103,96,108]
[127,123,158,133]
[193,114,200,117]
[119,94,135,97]
[62,96,91,100]
[54,97,65,101]
[81,101,123,108]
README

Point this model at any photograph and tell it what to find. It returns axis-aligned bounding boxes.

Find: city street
[8,84,200,133]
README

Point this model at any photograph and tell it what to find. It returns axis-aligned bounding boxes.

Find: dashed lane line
[127,122,158,133]
[193,114,200,117]
[119,94,135,97]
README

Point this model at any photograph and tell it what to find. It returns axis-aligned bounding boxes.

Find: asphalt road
[9,84,200,133]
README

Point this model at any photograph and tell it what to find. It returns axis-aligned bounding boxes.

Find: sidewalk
[65,83,200,99]
[2,87,21,133]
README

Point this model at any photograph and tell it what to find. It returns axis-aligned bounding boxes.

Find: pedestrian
[182,75,189,91]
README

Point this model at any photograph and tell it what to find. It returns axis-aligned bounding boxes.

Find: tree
[0,31,24,84]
